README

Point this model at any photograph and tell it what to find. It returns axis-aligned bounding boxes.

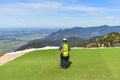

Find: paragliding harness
[61,43,70,69]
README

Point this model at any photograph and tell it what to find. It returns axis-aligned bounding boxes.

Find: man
[59,38,71,69]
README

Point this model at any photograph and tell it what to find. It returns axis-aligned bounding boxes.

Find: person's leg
[66,54,72,66]
[66,53,69,62]
[59,54,63,69]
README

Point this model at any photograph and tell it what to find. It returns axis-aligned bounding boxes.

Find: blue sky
[0,0,120,28]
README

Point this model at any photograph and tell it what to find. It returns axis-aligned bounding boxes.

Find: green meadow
[0,48,120,80]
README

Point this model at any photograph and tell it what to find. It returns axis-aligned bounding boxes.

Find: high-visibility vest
[62,43,68,57]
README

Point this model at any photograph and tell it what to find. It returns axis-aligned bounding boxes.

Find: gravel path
[0,50,33,66]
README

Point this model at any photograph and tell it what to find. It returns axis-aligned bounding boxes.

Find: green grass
[0,48,120,80]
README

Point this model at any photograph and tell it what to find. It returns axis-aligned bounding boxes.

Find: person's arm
[59,44,62,50]
[68,44,70,51]
[68,44,70,53]
[59,44,63,54]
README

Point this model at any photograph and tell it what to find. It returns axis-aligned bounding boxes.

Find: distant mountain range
[16,25,120,51]
[45,25,120,40]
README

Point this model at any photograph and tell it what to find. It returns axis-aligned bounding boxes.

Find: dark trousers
[60,53,69,66]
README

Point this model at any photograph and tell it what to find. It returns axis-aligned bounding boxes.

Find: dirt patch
[0,53,6,57]
[0,52,27,66]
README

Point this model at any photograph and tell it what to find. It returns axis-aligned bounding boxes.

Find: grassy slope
[100,49,120,79]
[0,48,120,80]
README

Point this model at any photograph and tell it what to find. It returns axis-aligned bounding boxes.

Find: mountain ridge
[16,25,120,51]
[45,25,120,40]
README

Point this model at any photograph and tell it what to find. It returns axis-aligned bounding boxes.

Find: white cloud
[63,6,105,13]
[105,16,116,19]
[105,15,120,20]
[63,5,120,14]
[0,1,120,16]
[0,2,62,14]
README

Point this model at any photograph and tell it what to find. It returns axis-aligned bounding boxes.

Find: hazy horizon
[0,0,120,28]
[0,25,120,29]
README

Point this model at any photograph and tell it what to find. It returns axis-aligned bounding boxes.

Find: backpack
[62,43,68,57]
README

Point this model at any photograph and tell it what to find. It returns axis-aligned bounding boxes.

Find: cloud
[105,15,120,20]
[63,5,120,14]
[0,1,120,16]
[0,2,62,14]
[0,1,112,15]
[105,16,116,19]
[63,6,102,12]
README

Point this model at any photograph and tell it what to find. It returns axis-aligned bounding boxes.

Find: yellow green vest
[62,43,68,57]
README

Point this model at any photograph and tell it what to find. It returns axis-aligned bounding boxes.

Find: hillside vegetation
[0,48,120,80]
[17,32,120,51]
[87,32,120,47]
[16,37,86,51]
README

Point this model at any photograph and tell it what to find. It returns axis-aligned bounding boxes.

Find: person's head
[62,38,67,43]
